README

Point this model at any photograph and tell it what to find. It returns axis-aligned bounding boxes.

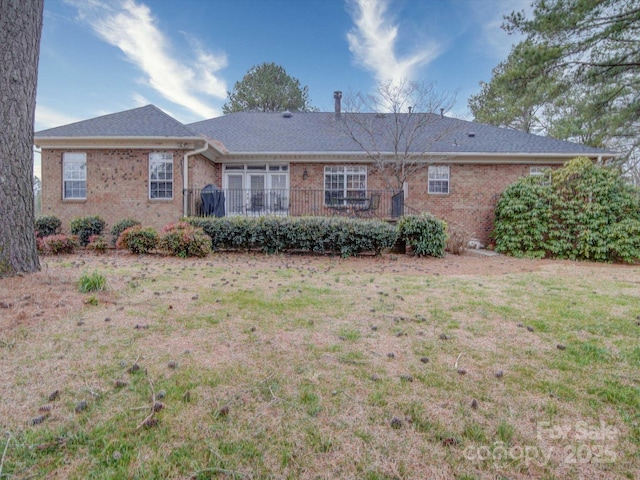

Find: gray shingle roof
[188,111,614,156]
[35,104,615,157]
[35,105,199,138]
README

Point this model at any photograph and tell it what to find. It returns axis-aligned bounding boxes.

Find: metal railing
[185,188,404,219]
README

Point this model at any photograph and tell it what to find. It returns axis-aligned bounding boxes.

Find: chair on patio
[355,193,381,218]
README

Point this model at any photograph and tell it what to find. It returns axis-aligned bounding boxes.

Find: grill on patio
[184,188,404,219]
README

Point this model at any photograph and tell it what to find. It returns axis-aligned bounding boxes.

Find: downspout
[183,141,209,217]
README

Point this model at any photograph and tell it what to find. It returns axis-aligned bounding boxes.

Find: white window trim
[149,152,174,200]
[428,165,450,194]
[62,152,87,200]
[323,165,368,206]
[530,166,552,185]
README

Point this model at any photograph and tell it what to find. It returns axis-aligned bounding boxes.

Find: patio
[184,188,404,219]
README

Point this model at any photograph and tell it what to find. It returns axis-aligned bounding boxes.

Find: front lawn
[0,252,638,479]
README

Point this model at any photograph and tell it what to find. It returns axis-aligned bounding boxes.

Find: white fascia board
[222,151,618,163]
[34,136,204,148]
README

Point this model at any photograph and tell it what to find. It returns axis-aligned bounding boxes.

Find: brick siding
[42,149,555,244]
[42,149,191,232]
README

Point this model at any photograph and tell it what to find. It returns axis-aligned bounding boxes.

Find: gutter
[33,135,228,156]
[33,135,203,147]
[183,141,210,218]
[225,151,620,158]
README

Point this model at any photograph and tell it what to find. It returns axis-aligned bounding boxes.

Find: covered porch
[184,187,404,219]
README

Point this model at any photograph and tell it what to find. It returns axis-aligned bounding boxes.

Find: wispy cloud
[65,0,227,118]
[471,0,531,60]
[35,105,80,130]
[346,0,441,86]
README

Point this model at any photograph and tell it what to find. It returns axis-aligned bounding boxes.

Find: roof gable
[35,105,198,139]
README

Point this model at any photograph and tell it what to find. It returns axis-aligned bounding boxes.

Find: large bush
[493,157,640,262]
[110,218,141,245]
[116,225,159,254]
[35,215,62,238]
[397,213,447,257]
[70,215,106,246]
[186,216,398,256]
[159,222,212,258]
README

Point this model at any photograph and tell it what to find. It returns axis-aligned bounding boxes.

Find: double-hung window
[428,165,449,194]
[324,166,367,205]
[530,166,551,185]
[149,153,173,199]
[63,153,86,199]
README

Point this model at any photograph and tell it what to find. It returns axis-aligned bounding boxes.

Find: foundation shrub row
[187,215,445,257]
[35,214,450,258]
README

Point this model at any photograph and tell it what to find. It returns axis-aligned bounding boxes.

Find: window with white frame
[530,166,551,185]
[428,165,449,194]
[324,166,367,205]
[63,153,86,199]
[149,153,173,199]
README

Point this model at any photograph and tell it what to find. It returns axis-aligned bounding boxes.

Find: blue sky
[35,0,530,174]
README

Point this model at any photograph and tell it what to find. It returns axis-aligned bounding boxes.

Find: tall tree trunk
[0,0,44,277]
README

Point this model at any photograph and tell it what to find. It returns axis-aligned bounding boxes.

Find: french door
[223,164,289,216]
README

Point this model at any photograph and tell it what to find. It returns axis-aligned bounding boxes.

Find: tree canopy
[469,0,639,177]
[222,63,315,113]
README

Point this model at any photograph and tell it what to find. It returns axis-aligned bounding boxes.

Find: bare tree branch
[336,79,459,191]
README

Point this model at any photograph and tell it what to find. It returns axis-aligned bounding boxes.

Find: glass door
[269,173,288,214]
[223,164,289,216]
[226,173,244,215]
[247,173,266,215]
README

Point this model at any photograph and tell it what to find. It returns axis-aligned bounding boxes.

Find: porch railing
[184,188,404,219]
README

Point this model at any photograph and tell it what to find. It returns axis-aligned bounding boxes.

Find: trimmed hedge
[35,215,61,238]
[397,213,447,257]
[186,216,399,257]
[37,234,78,255]
[110,218,141,245]
[159,222,212,258]
[71,215,106,246]
[116,226,159,254]
[493,157,640,262]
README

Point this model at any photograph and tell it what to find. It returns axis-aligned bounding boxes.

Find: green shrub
[159,222,212,258]
[35,215,62,238]
[37,234,78,255]
[87,235,109,254]
[70,215,106,246]
[397,214,447,257]
[186,216,398,257]
[116,225,159,254]
[110,218,141,245]
[494,157,640,262]
[492,176,552,258]
[605,218,640,264]
[78,271,107,293]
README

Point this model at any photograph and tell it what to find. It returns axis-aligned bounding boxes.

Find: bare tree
[0,0,44,277]
[338,79,457,191]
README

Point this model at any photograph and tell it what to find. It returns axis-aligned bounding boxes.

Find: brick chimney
[334,91,342,118]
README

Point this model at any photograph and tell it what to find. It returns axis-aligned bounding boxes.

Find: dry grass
[0,251,639,479]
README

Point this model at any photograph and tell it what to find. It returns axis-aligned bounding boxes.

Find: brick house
[34,95,615,244]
